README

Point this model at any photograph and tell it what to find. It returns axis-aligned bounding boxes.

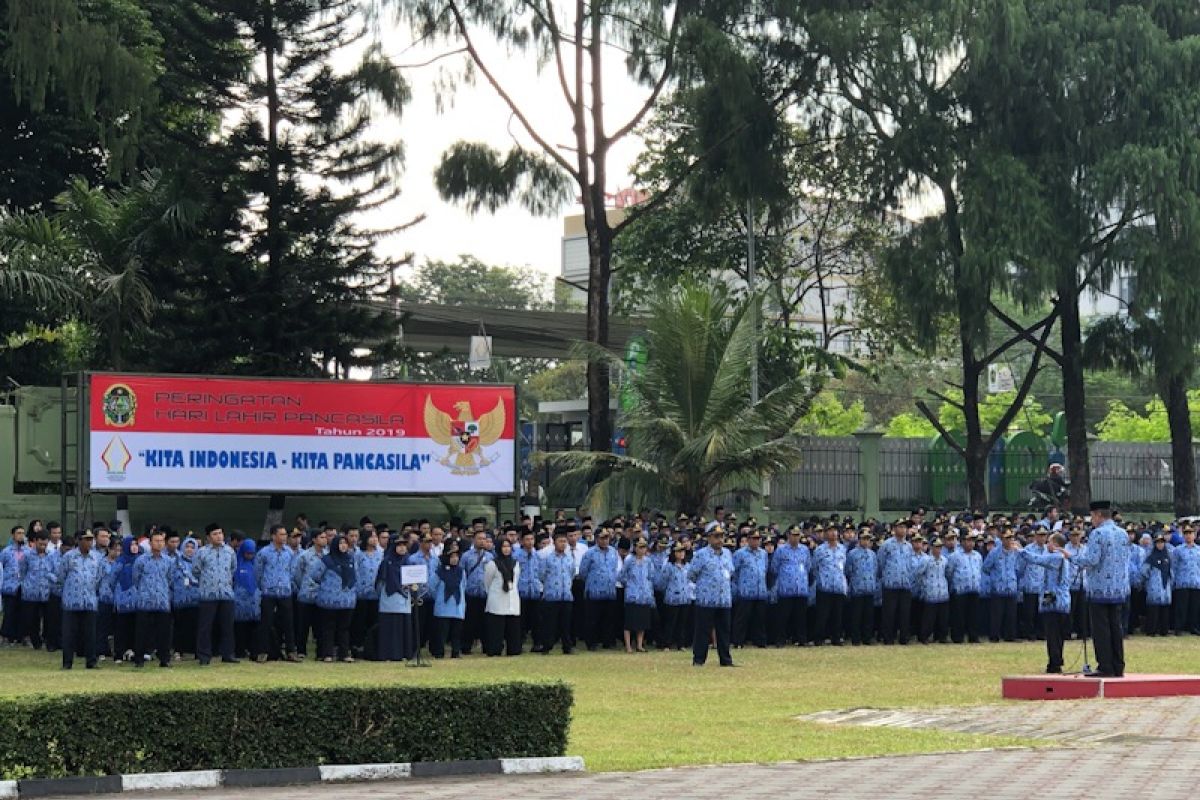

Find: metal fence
[764,437,861,512]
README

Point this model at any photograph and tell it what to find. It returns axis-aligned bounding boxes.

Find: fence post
[854,430,883,521]
[0,405,14,497]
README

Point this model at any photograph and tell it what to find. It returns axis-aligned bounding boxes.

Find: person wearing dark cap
[946,532,982,644]
[578,530,620,650]
[1070,501,1129,677]
[1017,532,1074,673]
[769,526,810,647]
[1141,534,1172,636]
[731,529,768,648]
[689,527,735,667]
[811,526,848,646]
[58,530,103,669]
[983,530,1020,642]
[877,522,915,645]
[1018,529,1050,642]
[1065,527,1089,640]
[916,538,950,644]
[618,538,657,653]
[1170,525,1200,635]
[656,542,693,651]
[845,531,878,645]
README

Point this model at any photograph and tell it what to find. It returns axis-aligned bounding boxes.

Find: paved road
[60,697,1200,800]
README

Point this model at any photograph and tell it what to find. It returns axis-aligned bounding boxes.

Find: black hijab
[322,535,356,590]
[379,540,409,597]
[495,541,516,592]
[1147,544,1171,585]
[437,551,463,603]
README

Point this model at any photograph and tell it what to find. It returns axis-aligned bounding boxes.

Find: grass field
[2,637,1199,772]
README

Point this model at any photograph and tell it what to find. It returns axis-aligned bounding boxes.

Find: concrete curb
[8,757,584,797]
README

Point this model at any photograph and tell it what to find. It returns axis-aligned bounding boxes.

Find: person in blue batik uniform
[1170,525,1200,635]
[232,538,261,661]
[688,528,735,667]
[0,525,27,644]
[1018,529,1049,641]
[375,538,414,662]
[983,531,1020,642]
[1071,501,1130,677]
[618,538,658,653]
[59,530,104,669]
[172,536,200,659]
[655,543,693,651]
[845,531,878,645]
[578,530,620,650]
[1018,532,1074,673]
[352,532,383,657]
[1142,534,1173,636]
[945,532,983,644]
[112,535,141,661]
[292,528,329,658]
[877,522,914,645]
[192,524,237,665]
[18,533,54,649]
[132,531,175,668]
[768,527,809,646]
[460,530,494,656]
[811,526,848,646]
[309,534,358,662]
[427,547,466,658]
[917,539,950,644]
[731,530,768,648]
[254,525,298,662]
[537,532,578,655]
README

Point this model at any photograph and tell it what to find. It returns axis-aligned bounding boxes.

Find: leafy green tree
[793,391,865,436]
[884,413,936,439]
[399,257,549,310]
[545,284,818,515]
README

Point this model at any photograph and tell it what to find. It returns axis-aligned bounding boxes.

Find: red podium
[1003,673,1200,701]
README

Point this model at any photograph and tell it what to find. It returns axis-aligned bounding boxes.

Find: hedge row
[0,682,573,779]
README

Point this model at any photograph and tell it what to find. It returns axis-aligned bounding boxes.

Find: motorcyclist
[1029,463,1070,508]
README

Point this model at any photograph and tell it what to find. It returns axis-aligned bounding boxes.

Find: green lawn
[2,638,1198,772]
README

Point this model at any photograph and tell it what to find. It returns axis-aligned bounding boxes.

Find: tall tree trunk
[961,363,988,510]
[263,0,282,365]
[1163,372,1197,517]
[584,7,612,453]
[1057,264,1091,513]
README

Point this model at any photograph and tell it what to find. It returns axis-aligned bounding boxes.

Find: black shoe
[222,657,241,664]
[61,665,72,671]
[562,649,574,655]
[692,661,704,667]
[198,659,211,666]
[133,661,144,669]
[85,663,97,670]
[720,661,738,668]
[159,662,171,668]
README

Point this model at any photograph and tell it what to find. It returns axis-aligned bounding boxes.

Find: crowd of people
[0,502,1193,673]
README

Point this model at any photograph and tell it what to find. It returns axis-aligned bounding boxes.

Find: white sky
[363,19,649,282]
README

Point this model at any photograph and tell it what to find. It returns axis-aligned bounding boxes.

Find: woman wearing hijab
[1142,535,1172,636]
[97,538,121,659]
[427,547,466,658]
[233,539,261,660]
[113,536,140,662]
[171,536,200,660]
[375,538,414,662]
[483,538,522,656]
[309,534,357,662]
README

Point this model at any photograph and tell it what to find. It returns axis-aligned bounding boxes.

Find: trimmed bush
[0,682,573,779]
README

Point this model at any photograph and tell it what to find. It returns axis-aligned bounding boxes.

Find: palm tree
[0,212,80,307]
[546,283,821,516]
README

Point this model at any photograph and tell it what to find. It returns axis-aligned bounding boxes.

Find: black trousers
[430,616,462,658]
[847,595,874,644]
[484,613,522,656]
[585,598,617,648]
[463,596,487,654]
[1042,611,1069,672]
[45,595,62,650]
[97,602,114,657]
[949,592,980,643]
[880,589,912,644]
[196,600,235,662]
[774,596,807,645]
[21,600,46,648]
[989,596,1018,641]
[295,601,317,656]
[136,611,173,666]
[319,607,353,659]
[919,601,949,643]
[61,610,96,669]
[1069,590,1090,638]
[539,600,573,652]
[1090,602,1125,676]
[114,612,137,658]
[813,592,845,645]
[174,606,198,655]
[258,595,296,657]
[521,597,541,645]
[0,592,19,640]
[351,599,379,653]
[1173,588,1200,634]
[1020,593,1043,639]
[1146,604,1171,636]
[660,603,691,650]
[692,606,732,666]
[732,599,767,647]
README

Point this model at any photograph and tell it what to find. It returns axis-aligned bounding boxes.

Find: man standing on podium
[1069,501,1129,677]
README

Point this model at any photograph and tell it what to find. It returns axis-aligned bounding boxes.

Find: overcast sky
[362,21,650,284]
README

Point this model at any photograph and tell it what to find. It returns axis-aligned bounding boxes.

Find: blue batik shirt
[845,547,878,597]
[578,545,619,600]
[354,549,383,600]
[732,547,768,601]
[811,543,848,595]
[656,562,693,605]
[916,554,950,603]
[0,543,26,595]
[877,537,915,591]
[462,547,494,599]
[1072,520,1132,604]
[58,549,103,612]
[769,543,810,598]
[191,544,236,602]
[1016,550,1072,614]
[537,550,576,602]
[1170,544,1200,590]
[515,546,544,600]
[19,551,55,602]
[1018,543,1047,594]
[618,555,657,606]
[254,545,297,599]
[945,549,982,595]
[293,548,323,603]
[133,552,174,612]
[983,546,1019,598]
[688,546,733,608]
